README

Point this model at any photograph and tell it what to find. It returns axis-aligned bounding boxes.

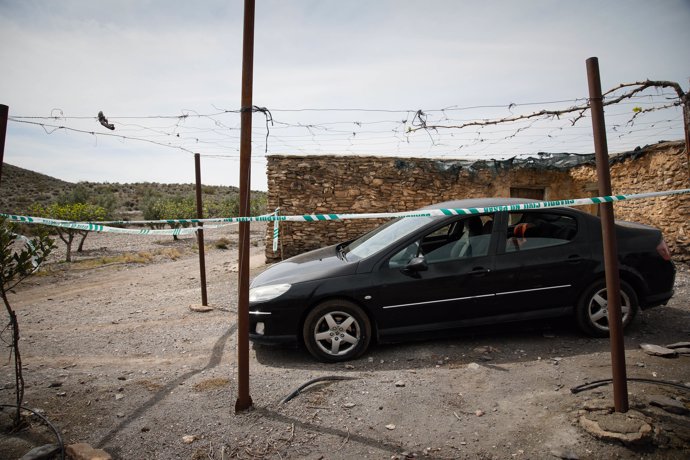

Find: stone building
[264,140,689,263]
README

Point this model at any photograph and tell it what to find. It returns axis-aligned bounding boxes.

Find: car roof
[419,197,538,210]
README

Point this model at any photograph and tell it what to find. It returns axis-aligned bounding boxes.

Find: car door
[370,214,497,334]
[486,210,594,318]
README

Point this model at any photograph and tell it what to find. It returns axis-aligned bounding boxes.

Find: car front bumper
[249,332,297,346]
[248,305,300,346]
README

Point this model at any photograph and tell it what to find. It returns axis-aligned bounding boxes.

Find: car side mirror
[405,256,428,272]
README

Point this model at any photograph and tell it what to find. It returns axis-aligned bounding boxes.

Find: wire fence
[7,85,687,169]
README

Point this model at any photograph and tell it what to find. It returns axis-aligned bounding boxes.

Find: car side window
[505,212,577,252]
[388,215,493,268]
[388,241,421,268]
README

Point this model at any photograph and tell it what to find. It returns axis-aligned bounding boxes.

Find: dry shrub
[214,237,233,250]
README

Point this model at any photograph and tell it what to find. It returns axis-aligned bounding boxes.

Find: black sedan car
[249,198,675,362]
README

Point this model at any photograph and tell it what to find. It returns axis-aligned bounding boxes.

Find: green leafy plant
[0,218,54,429]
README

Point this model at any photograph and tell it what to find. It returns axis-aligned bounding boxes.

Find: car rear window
[505,212,577,252]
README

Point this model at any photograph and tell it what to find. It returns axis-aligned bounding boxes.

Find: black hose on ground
[570,378,690,394]
[0,404,65,460]
[281,376,360,404]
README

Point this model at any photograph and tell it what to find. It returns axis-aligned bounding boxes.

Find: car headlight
[249,283,291,302]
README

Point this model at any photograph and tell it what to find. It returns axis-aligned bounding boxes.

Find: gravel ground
[1,226,689,459]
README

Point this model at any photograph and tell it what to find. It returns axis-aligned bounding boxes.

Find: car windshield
[343,216,437,260]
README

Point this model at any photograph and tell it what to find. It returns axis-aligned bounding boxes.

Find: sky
[1,0,689,192]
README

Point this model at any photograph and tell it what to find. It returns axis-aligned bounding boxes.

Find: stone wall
[570,141,689,261]
[265,141,689,262]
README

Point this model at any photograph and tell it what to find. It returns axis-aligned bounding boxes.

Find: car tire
[302,300,371,362]
[576,279,638,337]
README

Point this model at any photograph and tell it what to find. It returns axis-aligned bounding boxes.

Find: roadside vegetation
[0,163,267,258]
[142,192,267,240]
[0,163,267,220]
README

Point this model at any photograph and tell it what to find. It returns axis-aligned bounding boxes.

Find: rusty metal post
[681,88,690,178]
[0,105,8,185]
[194,153,208,306]
[235,0,255,413]
[586,57,629,413]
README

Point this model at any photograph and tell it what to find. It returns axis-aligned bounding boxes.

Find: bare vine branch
[602,80,686,101]
[627,102,683,126]
[407,79,687,134]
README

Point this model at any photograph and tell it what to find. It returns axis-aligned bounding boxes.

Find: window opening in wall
[510,187,545,200]
[583,183,600,216]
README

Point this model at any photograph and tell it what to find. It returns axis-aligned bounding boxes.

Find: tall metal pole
[235,0,255,413]
[194,153,208,307]
[0,105,8,185]
[682,85,690,179]
[586,57,628,413]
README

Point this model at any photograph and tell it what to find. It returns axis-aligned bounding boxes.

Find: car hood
[251,244,358,287]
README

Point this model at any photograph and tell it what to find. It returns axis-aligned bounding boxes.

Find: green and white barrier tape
[281,188,690,222]
[0,217,235,236]
[272,208,280,253]
[1,188,689,237]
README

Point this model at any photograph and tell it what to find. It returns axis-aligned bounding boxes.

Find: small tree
[143,196,196,240]
[56,184,116,252]
[30,203,107,262]
[1,218,54,429]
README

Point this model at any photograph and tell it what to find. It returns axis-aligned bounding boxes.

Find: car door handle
[567,255,584,264]
[469,267,490,276]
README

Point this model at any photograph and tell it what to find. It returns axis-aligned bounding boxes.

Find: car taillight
[656,239,671,261]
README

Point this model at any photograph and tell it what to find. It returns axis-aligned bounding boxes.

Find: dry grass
[136,379,164,392]
[70,248,184,268]
[72,252,156,269]
[193,378,230,392]
[154,247,182,260]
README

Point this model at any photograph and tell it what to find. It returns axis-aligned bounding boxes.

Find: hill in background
[0,163,73,212]
[0,163,263,218]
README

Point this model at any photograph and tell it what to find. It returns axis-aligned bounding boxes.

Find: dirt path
[1,231,689,459]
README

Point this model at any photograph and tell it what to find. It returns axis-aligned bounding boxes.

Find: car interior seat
[450,217,484,258]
